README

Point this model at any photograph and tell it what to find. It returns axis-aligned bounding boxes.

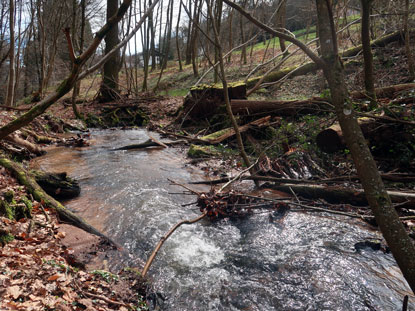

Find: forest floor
[1,38,415,310]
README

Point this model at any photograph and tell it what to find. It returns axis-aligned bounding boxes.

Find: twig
[167,178,201,195]
[142,212,207,277]
[74,281,132,309]
[39,202,51,223]
[243,194,363,218]
[27,219,34,235]
[289,187,300,204]
[218,160,258,193]
[148,135,168,148]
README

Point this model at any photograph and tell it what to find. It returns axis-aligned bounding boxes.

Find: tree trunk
[176,1,183,71]
[191,0,202,77]
[404,0,415,81]
[213,0,223,83]
[272,183,415,208]
[276,0,288,57]
[361,0,377,108]
[227,8,233,63]
[5,0,15,106]
[316,0,415,293]
[185,0,192,65]
[316,118,403,153]
[99,0,121,102]
[230,98,332,115]
[149,0,156,71]
[239,0,247,65]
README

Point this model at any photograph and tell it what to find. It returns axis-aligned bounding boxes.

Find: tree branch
[222,0,326,69]
[63,27,76,64]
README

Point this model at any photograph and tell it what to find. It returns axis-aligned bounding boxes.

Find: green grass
[240,13,361,54]
[167,88,189,96]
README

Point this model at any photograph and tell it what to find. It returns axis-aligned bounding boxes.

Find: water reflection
[33,129,414,310]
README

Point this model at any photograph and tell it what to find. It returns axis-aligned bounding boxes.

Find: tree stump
[179,82,247,121]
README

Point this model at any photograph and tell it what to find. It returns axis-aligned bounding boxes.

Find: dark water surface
[32,129,414,310]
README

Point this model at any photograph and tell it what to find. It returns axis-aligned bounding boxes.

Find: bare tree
[404,0,415,81]
[361,0,377,108]
[99,0,121,101]
[5,0,15,106]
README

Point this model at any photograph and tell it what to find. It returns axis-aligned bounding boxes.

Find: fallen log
[200,116,271,143]
[350,83,415,100]
[316,117,409,153]
[190,173,415,185]
[229,82,414,118]
[230,98,332,116]
[5,134,44,155]
[270,183,415,207]
[0,157,118,246]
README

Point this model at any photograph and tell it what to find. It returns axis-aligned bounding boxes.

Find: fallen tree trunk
[230,83,414,117]
[271,183,415,207]
[0,157,116,245]
[190,172,415,185]
[230,98,332,116]
[316,117,409,153]
[246,30,404,89]
[350,83,415,99]
[200,116,271,143]
[4,134,44,155]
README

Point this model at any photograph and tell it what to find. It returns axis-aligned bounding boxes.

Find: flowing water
[32,129,414,311]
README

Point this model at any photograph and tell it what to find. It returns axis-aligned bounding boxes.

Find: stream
[32,129,414,311]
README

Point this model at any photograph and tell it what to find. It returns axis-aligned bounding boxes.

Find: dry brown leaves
[0,175,146,311]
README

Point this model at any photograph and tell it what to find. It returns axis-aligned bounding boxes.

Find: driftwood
[22,129,57,144]
[230,98,332,116]
[4,134,44,155]
[271,183,415,207]
[0,157,118,247]
[316,117,409,153]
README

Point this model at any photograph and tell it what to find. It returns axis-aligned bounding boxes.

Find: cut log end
[316,128,344,153]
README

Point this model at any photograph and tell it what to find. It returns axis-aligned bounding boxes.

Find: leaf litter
[0,171,149,311]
